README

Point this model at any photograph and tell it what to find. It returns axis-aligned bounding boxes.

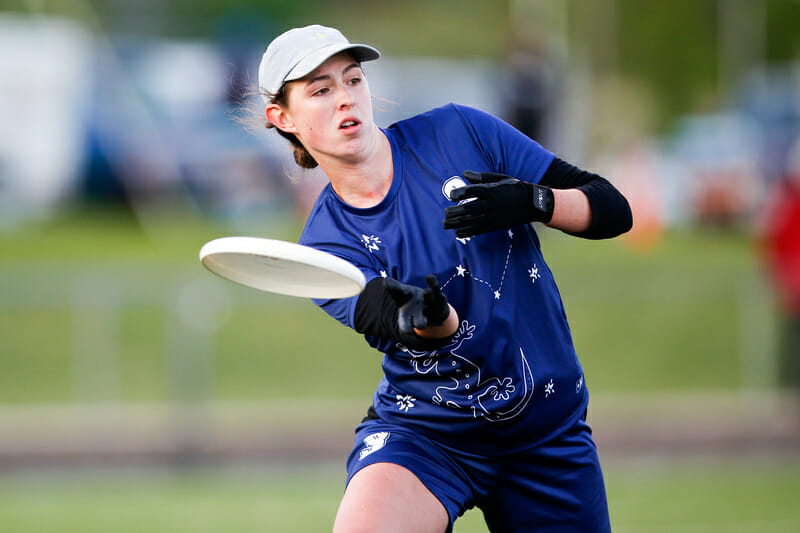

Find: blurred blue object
[736,65,800,185]
[83,35,292,222]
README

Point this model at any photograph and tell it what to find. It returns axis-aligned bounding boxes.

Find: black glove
[443,170,555,238]
[383,275,450,334]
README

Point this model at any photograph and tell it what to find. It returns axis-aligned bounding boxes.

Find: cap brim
[284,43,381,84]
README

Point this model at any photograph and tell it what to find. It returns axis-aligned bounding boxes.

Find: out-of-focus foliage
[766,0,800,60]
[5,0,797,132]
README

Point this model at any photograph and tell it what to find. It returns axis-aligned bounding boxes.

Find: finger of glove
[424,275,440,292]
[444,203,468,219]
[443,216,468,230]
[445,198,490,219]
[423,284,449,325]
[423,276,444,304]
[463,170,508,185]
[450,184,492,202]
[423,297,447,325]
[383,278,413,306]
[398,301,427,333]
[412,306,429,330]
[444,208,492,231]
[396,308,414,334]
[455,218,498,238]
[444,209,488,230]
[445,198,489,220]
[456,226,482,239]
[444,213,481,230]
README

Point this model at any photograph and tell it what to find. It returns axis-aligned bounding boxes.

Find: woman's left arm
[547,188,592,234]
[541,157,633,240]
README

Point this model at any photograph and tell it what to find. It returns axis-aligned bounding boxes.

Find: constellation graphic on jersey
[442,229,515,299]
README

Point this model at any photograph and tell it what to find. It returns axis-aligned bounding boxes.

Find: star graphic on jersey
[456,236,471,245]
[507,229,514,238]
[396,394,416,412]
[361,234,381,252]
[380,270,387,278]
[456,264,467,277]
[529,264,541,283]
[545,379,555,397]
[494,290,501,299]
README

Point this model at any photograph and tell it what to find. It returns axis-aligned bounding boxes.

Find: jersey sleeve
[298,197,383,330]
[451,104,555,185]
[299,239,382,329]
[309,255,381,330]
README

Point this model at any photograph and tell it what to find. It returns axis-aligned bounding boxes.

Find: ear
[265,104,297,133]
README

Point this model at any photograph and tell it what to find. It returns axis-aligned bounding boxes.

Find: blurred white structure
[0,15,92,228]
[365,56,503,127]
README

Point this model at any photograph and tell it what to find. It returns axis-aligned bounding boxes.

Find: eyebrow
[305,62,361,85]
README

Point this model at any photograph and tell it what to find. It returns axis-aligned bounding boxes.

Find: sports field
[1,459,800,532]
[0,208,796,532]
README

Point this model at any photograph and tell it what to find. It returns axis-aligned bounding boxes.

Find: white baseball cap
[258,24,380,103]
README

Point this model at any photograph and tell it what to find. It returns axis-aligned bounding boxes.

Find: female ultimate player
[258,25,632,532]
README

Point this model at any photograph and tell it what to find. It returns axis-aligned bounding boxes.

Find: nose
[337,85,354,109]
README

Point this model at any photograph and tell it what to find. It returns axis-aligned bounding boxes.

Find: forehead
[281,52,362,104]
[300,52,360,82]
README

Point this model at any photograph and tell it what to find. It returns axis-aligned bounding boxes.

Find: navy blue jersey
[299,104,588,454]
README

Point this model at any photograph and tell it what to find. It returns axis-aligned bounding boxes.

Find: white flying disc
[199,237,366,299]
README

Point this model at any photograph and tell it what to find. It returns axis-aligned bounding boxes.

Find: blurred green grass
[0,207,775,404]
[1,459,798,532]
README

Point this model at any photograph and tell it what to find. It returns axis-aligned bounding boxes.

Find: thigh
[339,421,483,532]
[333,462,449,533]
[481,417,611,532]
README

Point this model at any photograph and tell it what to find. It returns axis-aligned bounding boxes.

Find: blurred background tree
[6,0,796,133]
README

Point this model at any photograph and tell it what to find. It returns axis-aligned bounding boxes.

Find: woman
[259,24,632,532]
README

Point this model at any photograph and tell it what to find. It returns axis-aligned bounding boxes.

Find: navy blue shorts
[345,414,610,532]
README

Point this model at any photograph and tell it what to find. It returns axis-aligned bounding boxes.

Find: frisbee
[199,237,366,299]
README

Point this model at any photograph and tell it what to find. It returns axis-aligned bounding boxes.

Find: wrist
[530,183,555,223]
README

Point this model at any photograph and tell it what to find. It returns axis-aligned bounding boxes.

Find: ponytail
[274,128,319,169]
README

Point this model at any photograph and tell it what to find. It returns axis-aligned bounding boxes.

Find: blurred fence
[0,263,368,469]
[2,234,798,470]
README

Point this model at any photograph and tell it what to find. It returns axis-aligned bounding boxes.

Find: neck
[318,127,393,208]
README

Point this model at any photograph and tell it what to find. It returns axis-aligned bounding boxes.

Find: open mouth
[339,120,360,130]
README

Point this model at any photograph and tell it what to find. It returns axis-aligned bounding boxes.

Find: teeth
[341,121,356,127]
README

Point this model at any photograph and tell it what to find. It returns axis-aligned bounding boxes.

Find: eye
[347,76,362,86]
[312,86,329,96]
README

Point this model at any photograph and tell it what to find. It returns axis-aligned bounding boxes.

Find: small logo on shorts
[359,431,390,460]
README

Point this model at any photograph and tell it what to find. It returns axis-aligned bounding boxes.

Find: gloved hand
[383,275,450,334]
[443,170,554,238]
